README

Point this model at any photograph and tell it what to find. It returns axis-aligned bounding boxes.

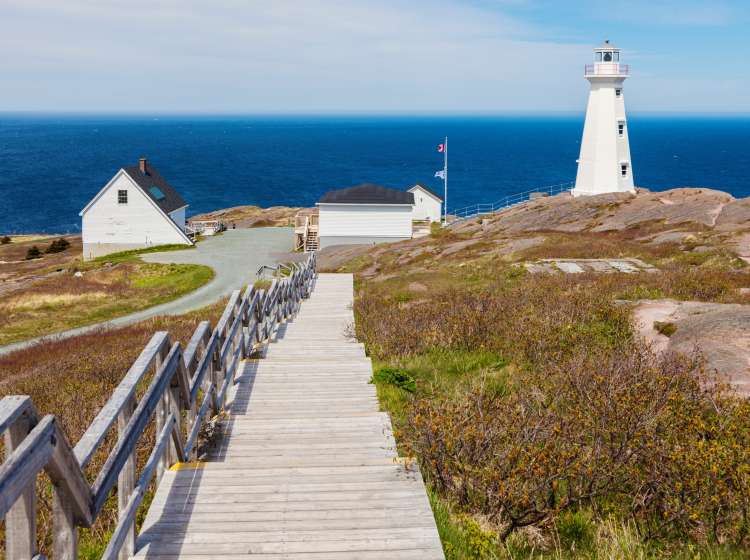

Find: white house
[317,184,414,249]
[408,184,443,223]
[80,158,192,260]
[573,40,636,197]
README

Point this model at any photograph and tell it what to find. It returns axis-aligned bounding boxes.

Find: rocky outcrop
[462,187,742,236]
[190,205,303,228]
[633,299,750,395]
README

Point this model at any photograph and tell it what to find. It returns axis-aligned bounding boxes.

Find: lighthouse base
[571,186,635,198]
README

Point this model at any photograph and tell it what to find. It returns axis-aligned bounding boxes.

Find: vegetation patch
[0,301,227,556]
[0,254,213,345]
[344,219,750,557]
[370,366,416,392]
[654,320,677,337]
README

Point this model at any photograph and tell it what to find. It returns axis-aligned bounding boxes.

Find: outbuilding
[79,158,192,260]
[317,184,414,249]
[408,183,443,223]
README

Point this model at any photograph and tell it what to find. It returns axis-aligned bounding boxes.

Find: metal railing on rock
[0,253,316,560]
[449,182,574,223]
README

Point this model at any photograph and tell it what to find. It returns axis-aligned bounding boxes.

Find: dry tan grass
[1,291,109,311]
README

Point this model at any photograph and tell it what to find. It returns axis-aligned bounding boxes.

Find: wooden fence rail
[0,254,316,559]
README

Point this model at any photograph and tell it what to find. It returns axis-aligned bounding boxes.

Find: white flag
[434,170,446,179]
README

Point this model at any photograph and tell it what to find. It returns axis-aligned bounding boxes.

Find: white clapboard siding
[135,274,445,559]
[409,186,442,223]
[318,203,413,238]
[81,171,191,259]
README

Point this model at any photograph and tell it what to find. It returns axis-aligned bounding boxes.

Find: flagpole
[443,136,448,225]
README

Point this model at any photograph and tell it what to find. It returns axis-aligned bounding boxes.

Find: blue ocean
[1,114,749,234]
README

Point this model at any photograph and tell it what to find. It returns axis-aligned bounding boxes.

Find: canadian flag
[437,144,445,153]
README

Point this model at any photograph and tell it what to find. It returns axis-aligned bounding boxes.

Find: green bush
[45,237,70,253]
[1,235,11,244]
[25,245,42,260]
[654,320,677,337]
[371,366,416,393]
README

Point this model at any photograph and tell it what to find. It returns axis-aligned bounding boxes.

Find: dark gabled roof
[123,162,187,214]
[318,183,414,205]
[409,183,443,201]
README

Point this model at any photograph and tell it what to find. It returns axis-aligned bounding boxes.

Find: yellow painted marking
[169,461,206,471]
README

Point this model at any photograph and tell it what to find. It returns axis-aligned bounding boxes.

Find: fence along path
[0,255,315,559]
[134,273,444,559]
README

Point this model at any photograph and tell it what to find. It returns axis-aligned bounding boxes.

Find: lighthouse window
[603,51,613,62]
[618,123,625,136]
[616,89,622,97]
[613,51,620,62]
[596,52,603,62]
[621,164,628,177]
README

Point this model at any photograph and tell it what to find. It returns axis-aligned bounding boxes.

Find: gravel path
[0,228,293,356]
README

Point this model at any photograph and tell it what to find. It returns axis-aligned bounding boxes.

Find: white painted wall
[81,172,191,259]
[573,74,635,196]
[318,203,413,240]
[169,206,186,231]
[409,187,442,222]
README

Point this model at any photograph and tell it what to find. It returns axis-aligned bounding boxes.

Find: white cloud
[0,0,746,112]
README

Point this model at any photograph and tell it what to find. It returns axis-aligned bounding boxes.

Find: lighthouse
[572,40,635,197]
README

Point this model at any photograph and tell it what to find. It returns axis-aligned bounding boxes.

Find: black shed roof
[124,160,187,214]
[318,183,414,205]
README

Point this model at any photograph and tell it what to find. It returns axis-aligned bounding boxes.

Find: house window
[621,164,628,177]
[618,123,625,137]
[118,190,128,204]
[616,89,622,97]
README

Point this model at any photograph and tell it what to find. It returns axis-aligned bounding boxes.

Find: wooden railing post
[155,344,170,481]
[52,483,78,560]
[4,414,37,559]
[117,395,136,560]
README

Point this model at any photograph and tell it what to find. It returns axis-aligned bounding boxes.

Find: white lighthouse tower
[573,40,635,197]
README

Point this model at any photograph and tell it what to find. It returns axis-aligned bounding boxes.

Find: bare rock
[633,299,750,395]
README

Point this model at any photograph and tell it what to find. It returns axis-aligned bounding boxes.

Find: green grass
[90,243,195,265]
[0,263,214,345]
[430,490,748,560]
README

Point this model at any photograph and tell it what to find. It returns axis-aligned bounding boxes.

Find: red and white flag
[437,143,445,153]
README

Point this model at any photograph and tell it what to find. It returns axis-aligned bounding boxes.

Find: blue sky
[1,0,748,113]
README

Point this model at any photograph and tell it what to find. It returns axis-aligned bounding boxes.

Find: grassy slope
[0,244,213,345]
[336,223,750,559]
[0,300,228,556]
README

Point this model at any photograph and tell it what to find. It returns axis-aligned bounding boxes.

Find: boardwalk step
[136,273,444,559]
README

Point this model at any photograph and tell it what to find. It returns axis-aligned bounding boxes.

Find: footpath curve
[0,228,292,356]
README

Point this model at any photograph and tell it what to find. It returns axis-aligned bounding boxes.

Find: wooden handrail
[0,253,316,559]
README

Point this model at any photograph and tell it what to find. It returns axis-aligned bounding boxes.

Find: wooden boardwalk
[135,273,445,559]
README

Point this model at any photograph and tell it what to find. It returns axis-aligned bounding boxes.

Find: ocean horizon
[2,113,749,234]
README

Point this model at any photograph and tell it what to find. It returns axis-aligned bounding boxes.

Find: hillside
[190,205,302,228]
[322,187,750,559]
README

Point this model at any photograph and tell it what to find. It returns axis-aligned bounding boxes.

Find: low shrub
[25,245,42,259]
[45,237,70,253]
[408,346,750,545]
[371,366,416,392]
[1,235,10,244]
[654,320,677,337]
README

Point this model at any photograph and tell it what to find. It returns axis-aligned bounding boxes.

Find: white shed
[408,184,443,223]
[317,184,414,249]
[79,158,192,260]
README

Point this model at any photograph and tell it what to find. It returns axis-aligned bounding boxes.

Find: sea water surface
[1,114,749,233]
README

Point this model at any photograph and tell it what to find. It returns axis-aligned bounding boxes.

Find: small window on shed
[621,164,628,177]
[118,190,128,204]
[618,123,625,137]
[616,88,622,97]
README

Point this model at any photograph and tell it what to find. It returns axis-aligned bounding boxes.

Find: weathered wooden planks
[135,273,444,559]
